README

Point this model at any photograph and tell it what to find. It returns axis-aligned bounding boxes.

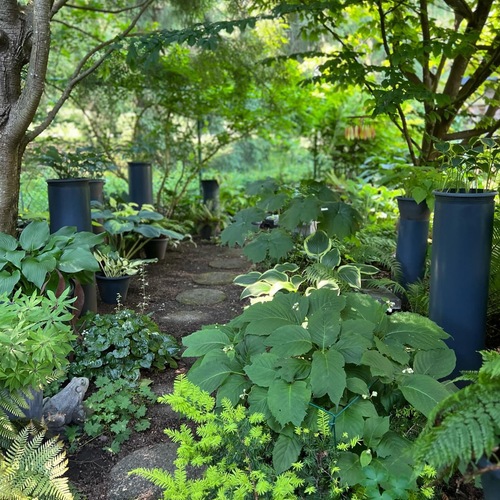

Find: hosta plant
[183,288,456,488]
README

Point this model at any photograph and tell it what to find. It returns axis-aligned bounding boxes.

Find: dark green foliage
[83,376,156,454]
[414,351,500,474]
[70,309,181,381]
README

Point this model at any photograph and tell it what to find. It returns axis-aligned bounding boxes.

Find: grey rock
[175,288,226,305]
[192,271,236,285]
[42,377,89,429]
[107,442,204,500]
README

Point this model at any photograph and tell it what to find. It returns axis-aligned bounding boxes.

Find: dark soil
[66,240,487,500]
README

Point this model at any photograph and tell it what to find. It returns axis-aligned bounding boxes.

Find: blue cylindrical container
[429,189,497,376]
[128,161,153,207]
[395,197,431,287]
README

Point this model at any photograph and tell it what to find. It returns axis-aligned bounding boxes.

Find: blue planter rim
[433,189,498,199]
[96,273,131,281]
[128,161,151,167]
[47,177,89,185]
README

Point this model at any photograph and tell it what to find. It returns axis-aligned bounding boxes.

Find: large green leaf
[304,230,331,259]
[257,192,288,212]
[413,349,456,379]
[335,332,373,364]
[2,250,25,269]
[220,207,265,247]
[137,209,163,221]
[318,201,362,239]
[310,349,346,405]
[361,351,395,381]
[265,325,312,357]
[240,282,272,299]
[244,353,279,387]
[21,256,57,288]
[267,379,311,426]
[279,196,322,231]
[182,328,231,356]
[187,350,236,394]
[399,374,451,418]
[308,309,342,349]
[103,219,134,235]
[135,224,162,238]
[19,221,50,251]
[59,248,99,273]
[338,264,362,288]
[335,399,378,439]
[277,358,311,383]
[336,452,365,487]
[384,313,449,350]
[0,270,20,295]
[272,432,302,474]
[248,386,271,419]
[373,337,410,365]
[244,230,294,263]
[307,287,346,315]
[0,232,18,251]
[363,416,390,448]
[259,269,289,284]
[216,375,252,406]
[320,248,341,268]
[233,271,262,286]
[241,293,307,335]
[343,293,388,327]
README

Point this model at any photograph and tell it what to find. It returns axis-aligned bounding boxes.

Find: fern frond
[413,351,500,473]
[405,279,430,316]
[362,277,407,297]
[0,423,72,500]
[0,389,30,449]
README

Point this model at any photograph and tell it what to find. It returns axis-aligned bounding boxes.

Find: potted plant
[429,137,499,375]
[93,247,156,304]
[91,200,184,259]
[382,164,443,287]
[413,350,500,499]
[191,200,230,241]
[0,220,103,314]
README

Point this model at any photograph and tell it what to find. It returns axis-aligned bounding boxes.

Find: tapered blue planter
[429,189,497,377]
[128,162,153,207]
[46,178,97,313]
[201,179,220,212]
[96,274,131,304]
[395,197,430,287]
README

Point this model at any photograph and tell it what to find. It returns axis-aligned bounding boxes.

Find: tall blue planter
[128,162,153,207]
[429,189,497,376]
[46,178,97,313]
[201,179,220,211]
[395,197,430,287]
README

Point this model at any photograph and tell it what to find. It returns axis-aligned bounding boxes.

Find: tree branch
[64,0,151,14]
[51,0,70,17]
[52,19,103,42]
[442,0,473,21]
[26,0,155,143]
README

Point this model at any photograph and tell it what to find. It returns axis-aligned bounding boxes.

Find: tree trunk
[0,0,51,235]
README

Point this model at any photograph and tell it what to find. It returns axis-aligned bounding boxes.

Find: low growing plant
[183,287,457,483]
[83,376,156,454]
[70,309,181,381]
[133,375,437,499]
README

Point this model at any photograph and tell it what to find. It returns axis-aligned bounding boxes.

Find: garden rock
[209,257,248,269]
[192,271,236,285]
[42,377,89,430]
[107,442,203,500]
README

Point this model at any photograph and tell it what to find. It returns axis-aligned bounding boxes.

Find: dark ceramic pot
[96,274,131,304]
[144,237,168,260]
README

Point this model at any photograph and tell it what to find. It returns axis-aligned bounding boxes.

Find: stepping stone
[161,310,212,324]
[192,271,236,286]
[209,257,247,269]
[176,288,226,305]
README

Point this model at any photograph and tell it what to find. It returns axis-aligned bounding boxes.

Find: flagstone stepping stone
[160,310,212,324]
[209,257,248,269]
[176,288,226,305]
[192,271,236,286]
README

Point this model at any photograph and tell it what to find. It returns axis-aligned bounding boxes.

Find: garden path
[69,240,252,499]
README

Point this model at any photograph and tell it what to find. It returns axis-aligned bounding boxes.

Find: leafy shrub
[183,288,456,484]
[70,309,180,381]
[133,375,437,499]
[221,179,362,263]
[83,376,156,453]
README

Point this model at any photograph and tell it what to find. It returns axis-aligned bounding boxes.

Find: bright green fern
[413,350,500,475]
[0,422,72,500]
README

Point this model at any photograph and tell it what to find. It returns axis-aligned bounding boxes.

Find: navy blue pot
[429,189,497,376]
[47,178,97,313]
[96,274,131,304]
[128,162,153,207]
[47,178,91,233]
[395,197,431,287]
[201,179,220,212]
